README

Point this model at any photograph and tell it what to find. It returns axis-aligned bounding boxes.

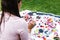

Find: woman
[0,0,35,40]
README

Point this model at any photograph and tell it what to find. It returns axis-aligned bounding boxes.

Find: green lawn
[0,0,60,15]
[0,0,1,11]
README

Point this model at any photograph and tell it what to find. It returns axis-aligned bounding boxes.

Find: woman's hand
[28,20,36,33]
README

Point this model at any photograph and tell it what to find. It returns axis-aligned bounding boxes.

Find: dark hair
[0,0,21,25]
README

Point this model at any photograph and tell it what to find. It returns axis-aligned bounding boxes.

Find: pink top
[0,12,29,40]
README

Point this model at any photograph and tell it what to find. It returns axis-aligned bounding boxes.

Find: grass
[0,0,1,11]
[0,0,60,15]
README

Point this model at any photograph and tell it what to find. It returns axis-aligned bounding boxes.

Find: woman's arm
[17,19,28,40]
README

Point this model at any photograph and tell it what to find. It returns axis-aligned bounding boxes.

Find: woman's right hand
[28,20,36,33]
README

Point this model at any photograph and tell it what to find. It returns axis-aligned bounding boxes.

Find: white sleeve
[17,19,29,40]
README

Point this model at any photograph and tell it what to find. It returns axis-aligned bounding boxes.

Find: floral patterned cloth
[20,10,60,40]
